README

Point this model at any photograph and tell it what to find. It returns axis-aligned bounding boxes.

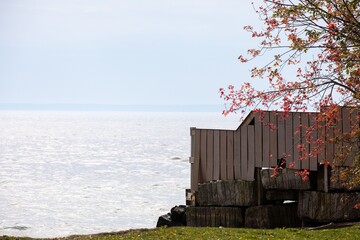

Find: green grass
[1,225,360,240]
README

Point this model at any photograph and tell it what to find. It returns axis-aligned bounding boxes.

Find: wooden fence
[190,107,359,191]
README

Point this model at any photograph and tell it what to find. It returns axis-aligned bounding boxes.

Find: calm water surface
[0,111,239,237]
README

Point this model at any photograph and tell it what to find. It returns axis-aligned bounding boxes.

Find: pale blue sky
[0,0,260,108]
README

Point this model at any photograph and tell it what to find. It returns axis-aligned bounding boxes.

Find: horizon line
[0,103,225,112]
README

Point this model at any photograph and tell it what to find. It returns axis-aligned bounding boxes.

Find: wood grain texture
[213,130,220,180]
[206,130,214,181]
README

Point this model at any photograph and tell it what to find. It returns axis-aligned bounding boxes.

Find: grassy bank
[2,224,360,240]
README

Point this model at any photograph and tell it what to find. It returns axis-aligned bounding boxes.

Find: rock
[171,205,187,224]
[156,213,172,227]
[156,205,187,227]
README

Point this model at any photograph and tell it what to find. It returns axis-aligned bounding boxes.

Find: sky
[0,0,260,109]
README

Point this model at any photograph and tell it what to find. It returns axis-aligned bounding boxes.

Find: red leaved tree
[220,0,360,188]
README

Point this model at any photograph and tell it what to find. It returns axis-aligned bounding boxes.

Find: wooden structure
[189,107,359,192]
[183,107,360,228]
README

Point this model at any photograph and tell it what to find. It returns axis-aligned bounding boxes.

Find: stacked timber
[244,203,300,228]
[298,191,360,223]
[196,180,258,206]
[261,169,311,190]
[187,207,244,227]
[261,168,312,203]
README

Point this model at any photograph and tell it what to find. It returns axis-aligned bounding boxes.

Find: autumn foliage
[220,0,360,187]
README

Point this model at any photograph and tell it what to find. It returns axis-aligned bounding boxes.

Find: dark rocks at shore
[156,205,187,227]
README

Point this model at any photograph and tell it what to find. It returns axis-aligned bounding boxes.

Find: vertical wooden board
[350,108,359,166]
[335,108,343,165]
[227,131,234,180]
[206,130,214,181]
[190,128,195,191]
[325,119,335,165]
[234,129,241,179]
[247,125,255,181]
[192,129,201,191]
[277,114,286,160]
[317,113,326,165]
[213,130,220,180]
[254,113,263,167]
[269,112,278,167]
[262,112,270,167]
[301,113,310,170]
[200,130,207,182]
[293,112,301,169]
[309,114,318,171]
[220,130,227,180]
[241,126,248,180]
[342,108,351,166]
[285,113,294,166]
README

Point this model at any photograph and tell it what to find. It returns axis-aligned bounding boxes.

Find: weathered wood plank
[241,126,248,179]
[206,130,214,181]
[200,130,207,182]
[192,129,201,191]
[350,108,359,166]
[298,191,360,222]
[247,125,255,181]
[245,204,301,228]
[186,207,244,227]
[317,113,326,165]
[293,113,301,169]
[309,114,318,171]
[220,130,227,180]
[334,108,344,165]
[227,131,234,180]
[325,122,335,165]
[190,128,196,191]
[234,129,241,179]
[269,112,278,167]
[262,112,270,167]
[301,113,310,170]
[213,130,220,180]
[342,107,351,166]
[254,113,263,167]
[197,180,258,207]
[285,113,294,166]
[277,114,286,160]
[261,169,311,190]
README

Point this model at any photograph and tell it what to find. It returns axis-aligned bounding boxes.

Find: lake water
[0,111,239,238]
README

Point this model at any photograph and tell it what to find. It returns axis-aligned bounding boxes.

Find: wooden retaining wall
[190,107,359,191]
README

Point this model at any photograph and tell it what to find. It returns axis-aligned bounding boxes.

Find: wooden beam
[227,131,234,180]
[213,130,220,180]
[200,130,207,182]
[234,129,241,179]
[262,112,270,167]
[220,130,227,180]
[293,113,301,169]
[241,126,248,179]
[269,112,278,167]
[301,113,310,170]
[206,130,214,181]
[247,125,255,181]
[254,112,263,168]
[285,113,294,167]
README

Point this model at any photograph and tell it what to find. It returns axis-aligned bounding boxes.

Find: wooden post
[324,164,329,193]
